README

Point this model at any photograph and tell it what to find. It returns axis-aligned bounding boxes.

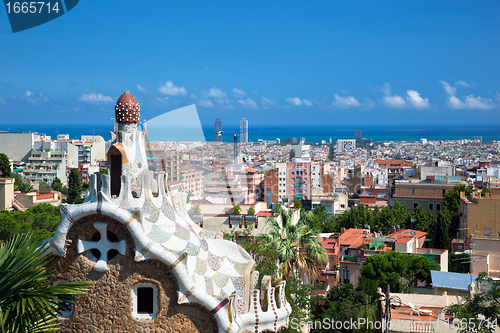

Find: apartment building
[72,135,106,166]
[146,146,181,182]
[204,164,264,204]
[179,166,203,197]
[459,188,500,240]
[23,148,76,185]
[336,139,356,153]
[0,132,41,162]
[390,176,464,213]
[0,178,14,211]
[374,159,412,180]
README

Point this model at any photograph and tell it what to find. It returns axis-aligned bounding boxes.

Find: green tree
[377,201,410,234]
[257,207,327,280]
[51,177,63,192]
[99,168,107,175]
[413,205,435,236]
[292,198,302,210]
[192,204,202,215]
[308,205,338,233]
[247,206,256,216]
[283,273,315,333]
[446,274,500,333]
[449,253,470,274]
[434,210,451,249]
[0,203,61,244]
[0,233,93,332]
[0,154,12,178]
[12,173,23,192]
[314,283,377,333]
[358,251,440,296]
[17,182,35,193]
[444,184,473,239]
[38,181,51,191]
[66,169,83,204]
[481,187,490,197]
[231,204,241,215]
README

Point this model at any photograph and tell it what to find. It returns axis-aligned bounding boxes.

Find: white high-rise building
[240,118,248,143]
[336,139,356,153]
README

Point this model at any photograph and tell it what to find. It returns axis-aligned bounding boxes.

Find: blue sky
[0,0,499,126]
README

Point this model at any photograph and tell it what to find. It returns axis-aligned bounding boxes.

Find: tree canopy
[444,184,473,239]
[257,207,327,281]
[51,176,63,192]
[66,169,83,204]
[446,274,500,333]
[0,153,12,178]
[313,283,377,333]
[0,203,61,244]
[358,251,440,296]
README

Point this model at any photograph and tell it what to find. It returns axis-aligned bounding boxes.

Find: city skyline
[0,1,499,126]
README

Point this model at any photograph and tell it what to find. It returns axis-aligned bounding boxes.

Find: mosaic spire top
[115,92,140,123]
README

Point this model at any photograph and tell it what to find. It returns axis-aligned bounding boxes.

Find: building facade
[215,118,222,142]
[336,139,356,153]
[240,118,248,143]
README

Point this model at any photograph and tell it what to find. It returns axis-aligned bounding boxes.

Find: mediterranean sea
[2,124,500,143]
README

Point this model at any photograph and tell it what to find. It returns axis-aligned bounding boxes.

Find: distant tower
[215,118,222,142]
[355,130,362,143]
[240,118,248,143]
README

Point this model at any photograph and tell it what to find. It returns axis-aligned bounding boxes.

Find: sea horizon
[1,123,500,143]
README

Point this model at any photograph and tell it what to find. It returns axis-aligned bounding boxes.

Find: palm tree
[0,233,93,332]
[258,206,327,281]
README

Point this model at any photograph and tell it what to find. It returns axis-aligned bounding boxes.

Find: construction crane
[216,130,240,164]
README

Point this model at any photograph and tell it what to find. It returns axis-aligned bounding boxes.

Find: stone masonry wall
[51,215,217,333]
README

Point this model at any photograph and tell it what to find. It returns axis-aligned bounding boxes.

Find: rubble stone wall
[51,215,217,333]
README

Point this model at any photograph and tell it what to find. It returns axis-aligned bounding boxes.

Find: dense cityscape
[1,1,499,333]
[1,98,499,332]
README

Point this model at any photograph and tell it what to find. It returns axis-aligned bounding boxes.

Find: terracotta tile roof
[396,236,414,243]
[386,229,427,240]
[339,228,372,248]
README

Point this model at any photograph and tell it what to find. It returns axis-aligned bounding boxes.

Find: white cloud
[496,92,500,102]
[158,81,187,96]
[455,80,476,88]
[78,92,113,103]
[447,95,465,109]
[463,95,493,109]
[440,81,457,95]
[197,99,214,108]
[233,88,247,98]
[261,96,275,107]
[332,94,361,108]
[446,95,494,110]
[285,97,312,106]
[382,95,406,108]
[406,90,430,108]
[380,84,406,108]
[238,98,258,109]
[0,96,5,104]
[286,97,303,106]
[137,84,147,93]
[207,87,226,99]
[25,91,33,97]
[381,83,391,96]
[190,93,197,99]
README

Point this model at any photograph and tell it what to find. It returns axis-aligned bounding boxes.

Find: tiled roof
[386,229,427,240]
